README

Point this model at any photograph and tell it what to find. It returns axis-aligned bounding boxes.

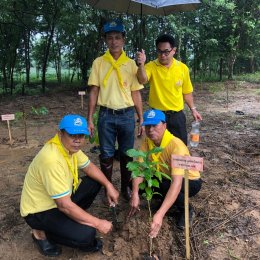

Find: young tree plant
[126,147,171,258]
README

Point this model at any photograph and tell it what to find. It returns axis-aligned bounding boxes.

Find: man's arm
[87,86,99,137]
[131,90,144,137]
[55,195,112,234]
[136,50,148,84]
[83,162,119,206]
[183,93,202,121]
[149,175,183,238]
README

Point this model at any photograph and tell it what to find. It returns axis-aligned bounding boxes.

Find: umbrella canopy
[85,0,201,15]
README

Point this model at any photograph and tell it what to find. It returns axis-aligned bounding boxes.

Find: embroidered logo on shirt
[147,110,156,118]
[74,118,83,126]
[176,80,182,86]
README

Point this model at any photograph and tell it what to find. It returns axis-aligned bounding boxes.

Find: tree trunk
[227,53,236,80]
[24,29,31,86]
[41,23,55,93]
[219,58,223,81]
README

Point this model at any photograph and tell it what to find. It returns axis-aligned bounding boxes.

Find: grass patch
[234,72,260,84]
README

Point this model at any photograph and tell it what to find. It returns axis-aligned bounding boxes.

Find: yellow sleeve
[76,150,90,169]
[88,57,101,87]
[181,63,193,94]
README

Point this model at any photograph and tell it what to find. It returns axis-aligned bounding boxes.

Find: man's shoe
[32,234,61,257]
[80,238,103,252]
[176,206,194,230]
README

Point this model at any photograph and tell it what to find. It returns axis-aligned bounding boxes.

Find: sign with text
[1,114,15,121]
[78,91,86,95]
[171,155,203,171]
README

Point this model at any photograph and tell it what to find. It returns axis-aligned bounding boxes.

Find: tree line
[0,0,259,94]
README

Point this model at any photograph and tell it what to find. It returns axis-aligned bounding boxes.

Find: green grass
[234,72,260,84]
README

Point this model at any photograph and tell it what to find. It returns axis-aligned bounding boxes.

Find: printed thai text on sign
[171,155,203,171]
[1,114,15,121]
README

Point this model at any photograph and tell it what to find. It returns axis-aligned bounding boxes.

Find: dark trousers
[154,178,202,210]
[24,176,101,250]
[164,110,187,145]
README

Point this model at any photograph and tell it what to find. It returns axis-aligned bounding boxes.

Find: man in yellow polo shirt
[136,34,202,145]
[88,20,144,200]
[129,109,202,236]
[20,114,119,257]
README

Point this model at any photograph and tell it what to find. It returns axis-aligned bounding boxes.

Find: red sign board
[171,155,203,171]
[1,114,15,121]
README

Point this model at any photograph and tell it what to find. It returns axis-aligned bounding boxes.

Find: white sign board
[1,114,15,121]
[78,91,86,95]
[171,155,203,171]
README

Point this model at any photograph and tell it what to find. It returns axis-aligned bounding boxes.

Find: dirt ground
[0,81,259,260]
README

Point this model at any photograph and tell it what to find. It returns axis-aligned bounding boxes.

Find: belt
[162,110,182,115]
[100,106,134,115]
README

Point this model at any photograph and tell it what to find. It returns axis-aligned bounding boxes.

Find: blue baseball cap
[142,109,166,126]
[103,20,125,33]
[59,115,89,135]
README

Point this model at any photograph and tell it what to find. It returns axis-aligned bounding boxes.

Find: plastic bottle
[190,121,200,147]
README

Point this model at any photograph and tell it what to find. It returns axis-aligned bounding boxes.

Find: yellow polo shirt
[140,136,200,180]
[145,58,193,111]
[20,141,90,217]
[88,53,143,109]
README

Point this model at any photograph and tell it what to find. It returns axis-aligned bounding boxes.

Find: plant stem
[147,199,153,257]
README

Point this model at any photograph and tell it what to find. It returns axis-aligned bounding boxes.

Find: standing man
[20,114,119,257]
[88,20,144,200]
[136,34,202,145]
[129,109,202,236]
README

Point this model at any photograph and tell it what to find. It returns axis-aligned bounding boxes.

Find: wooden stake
[81,95,84,110]
[184,169,190,260]
[1,114,15,145]
[78,91,86,110]
[22,105,28,144]
[7,120,13,145]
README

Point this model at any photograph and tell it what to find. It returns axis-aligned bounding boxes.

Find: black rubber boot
[99,156,113,182]
[119,154,132,201]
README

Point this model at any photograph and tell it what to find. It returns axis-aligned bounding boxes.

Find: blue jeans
[98,106,135,159]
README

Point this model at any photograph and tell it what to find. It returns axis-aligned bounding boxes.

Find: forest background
[0,0,259,95]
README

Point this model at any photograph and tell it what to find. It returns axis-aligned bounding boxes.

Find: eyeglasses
[157,48,173,56]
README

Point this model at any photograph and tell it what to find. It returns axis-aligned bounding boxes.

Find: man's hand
[191,109,202,121]
[136,49,146,66]
[128,192,140,217]
[149,212,163,238]
[96,219,113,234]
[88,120,95,138]
[106,183,119,206]
[137,118,144,137]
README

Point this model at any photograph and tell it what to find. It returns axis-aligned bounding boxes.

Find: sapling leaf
[152,179,160,188]
[132,170,144,178]
[127,162,139,171]
[147,179,153,187]
[145,187,152,197]
[139,182,146,190]
[158,171,172,181]
[127,149,146,158]
[154,171,162,182]
[147,147,163,156]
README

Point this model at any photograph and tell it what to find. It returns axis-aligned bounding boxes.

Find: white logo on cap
[109,21,117,27]
[74,118,83,126]
[147,110,156,118]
